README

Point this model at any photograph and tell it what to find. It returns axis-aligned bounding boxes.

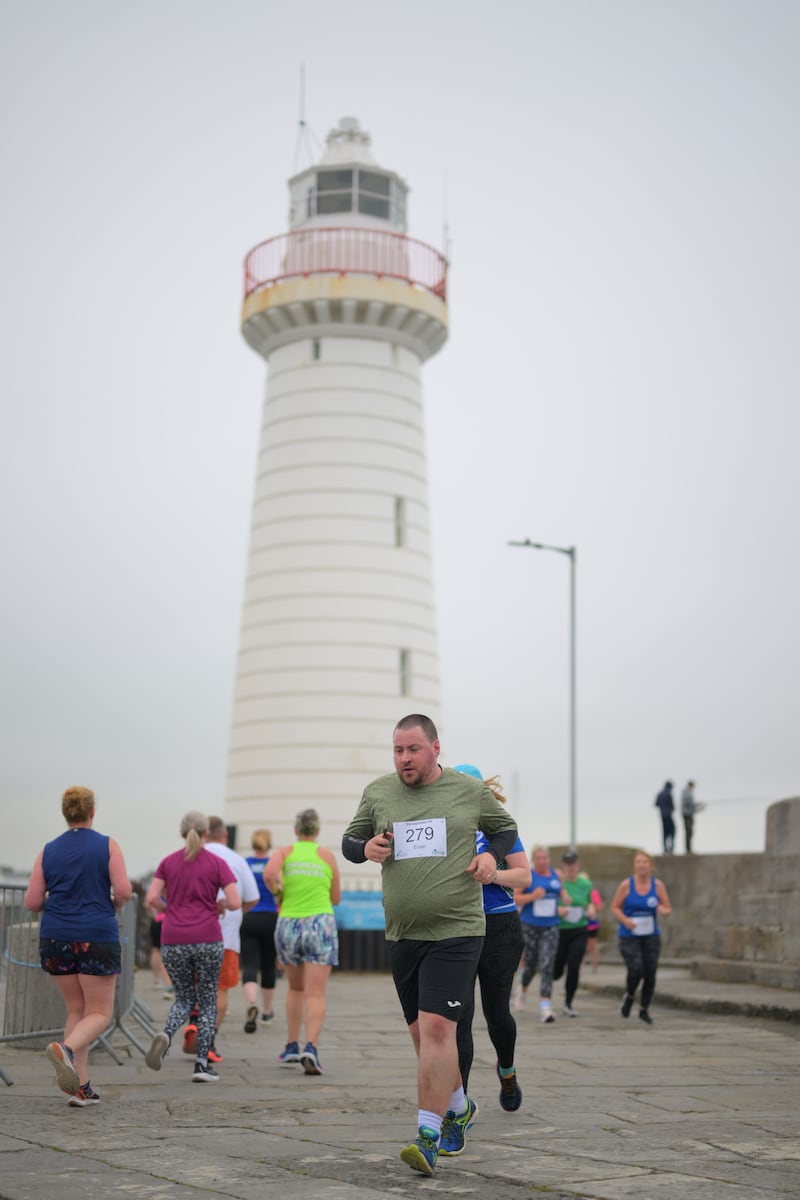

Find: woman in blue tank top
[24,786,132,1105]
[241,827,280,1031]
[610,850,672,1024]
[452,765,532,1117]
[513,845,565,1023]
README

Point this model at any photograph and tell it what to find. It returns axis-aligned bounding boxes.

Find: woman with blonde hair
[144,811,240,1081]
[25,786,132,1106]
[241,828,280,1032]
[448,765,531,1133]
[264,808,341,1075]
[513,844,565,1023]
[611,849,672,1024]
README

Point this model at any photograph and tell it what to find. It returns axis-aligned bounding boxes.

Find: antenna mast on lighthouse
[292,63,321,175]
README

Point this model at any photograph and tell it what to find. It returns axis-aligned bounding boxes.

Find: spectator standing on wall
[681,781,698,853]
[655,781,675,854]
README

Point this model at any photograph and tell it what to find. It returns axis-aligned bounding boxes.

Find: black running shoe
[497,1063,522,1112]
[192,1060,219,1081]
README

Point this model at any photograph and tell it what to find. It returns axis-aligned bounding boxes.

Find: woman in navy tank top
[610,850,672,1024]
[25,785,132,1105]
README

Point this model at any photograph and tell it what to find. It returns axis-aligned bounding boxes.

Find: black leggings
[457,911,523,1092]
[240,910,278,987]
[619,934,661,1010]
[553,927,588,1008]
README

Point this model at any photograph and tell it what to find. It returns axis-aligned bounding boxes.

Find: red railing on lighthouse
[243,227,447,303]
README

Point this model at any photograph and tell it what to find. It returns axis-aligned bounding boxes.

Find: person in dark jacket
[654,781,675,854]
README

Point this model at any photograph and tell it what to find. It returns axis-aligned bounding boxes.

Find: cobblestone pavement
[0,967,798,1199]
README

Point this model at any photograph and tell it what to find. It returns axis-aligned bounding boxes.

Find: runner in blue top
[513,845,566,1023]
[25,785,132,1106]
[241,828,280,1031]
[451,765,532,1127]
[611,850,672,1024]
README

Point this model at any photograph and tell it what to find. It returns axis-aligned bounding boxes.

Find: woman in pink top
[144,811,239,1082]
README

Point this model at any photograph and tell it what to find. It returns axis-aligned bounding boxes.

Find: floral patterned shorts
[275,914,338,967]
[39,938,121,976]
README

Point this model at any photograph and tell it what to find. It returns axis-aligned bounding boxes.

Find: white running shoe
[145,1032,170,1071]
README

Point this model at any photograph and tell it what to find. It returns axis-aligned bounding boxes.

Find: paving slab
[0,967,798,1200]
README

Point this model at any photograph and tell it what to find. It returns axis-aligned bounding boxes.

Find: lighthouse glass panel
[392,180,407,227]
[316,169,353,215]
[358,170,391,219]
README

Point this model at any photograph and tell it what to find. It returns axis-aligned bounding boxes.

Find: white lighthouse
[225,118,448,884]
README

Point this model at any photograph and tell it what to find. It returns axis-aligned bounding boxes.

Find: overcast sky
[2,1,797,878]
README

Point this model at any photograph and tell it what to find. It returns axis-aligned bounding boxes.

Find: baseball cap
[454,763,483,780]
[561,850,578,863]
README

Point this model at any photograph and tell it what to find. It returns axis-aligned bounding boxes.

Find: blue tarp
[334,891,385,930]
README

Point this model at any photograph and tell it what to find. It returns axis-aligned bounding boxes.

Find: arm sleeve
[483,827,519,864]
[341,794,377,863]
[477,785,518,865]
[341,834,368,863]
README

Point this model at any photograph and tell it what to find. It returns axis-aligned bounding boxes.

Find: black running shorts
[388,936,483,1024]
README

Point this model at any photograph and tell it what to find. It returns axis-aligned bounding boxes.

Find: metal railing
[243,226,448,303]
[0,888,155,1086]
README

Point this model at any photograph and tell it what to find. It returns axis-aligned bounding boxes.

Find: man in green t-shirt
[342,714,518,1176]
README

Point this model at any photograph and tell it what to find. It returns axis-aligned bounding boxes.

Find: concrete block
[764,797,800,855]
[739,892,781,925]
[743,927,783,962]
[717,926,748,960]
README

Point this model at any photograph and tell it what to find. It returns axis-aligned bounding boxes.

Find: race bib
[533,897,557,917]
[565,905,584,923]
[392,818,447,860]
[632,915,655,936]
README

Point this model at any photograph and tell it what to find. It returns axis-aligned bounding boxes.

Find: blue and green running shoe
[400,1125,439,1175]
[439,1096,479,1156]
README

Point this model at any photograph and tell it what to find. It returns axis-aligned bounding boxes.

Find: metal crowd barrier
[0,887,155,1086]
[92,897,157,1064]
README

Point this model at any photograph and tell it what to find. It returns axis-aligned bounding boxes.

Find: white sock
[448,1086,466,1114]
[418,1110,442,1139]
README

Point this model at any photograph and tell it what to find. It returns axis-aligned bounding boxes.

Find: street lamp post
[508,538,577,850]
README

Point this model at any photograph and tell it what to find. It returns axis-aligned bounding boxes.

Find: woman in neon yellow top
[264,808,341,1075]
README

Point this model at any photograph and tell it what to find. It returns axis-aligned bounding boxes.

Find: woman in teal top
[552,850,596,1017]
[264,808,341,1075]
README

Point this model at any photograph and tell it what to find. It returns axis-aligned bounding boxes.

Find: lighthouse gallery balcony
[241,226,448,361]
